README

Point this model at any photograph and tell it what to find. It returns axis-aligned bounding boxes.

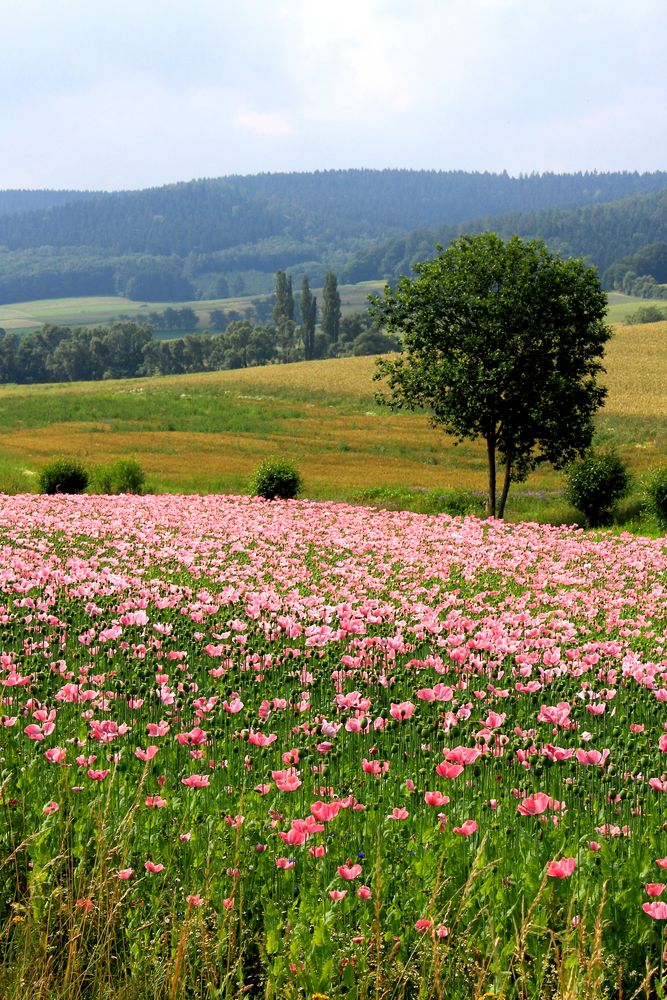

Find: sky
[1,0,666,191]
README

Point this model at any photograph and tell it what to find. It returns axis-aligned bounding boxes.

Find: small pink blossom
[546,857,577,879]
[453,820,478,836]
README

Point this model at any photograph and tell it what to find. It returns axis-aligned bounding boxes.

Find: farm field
[0,493,666,999]
[0,288,659,336]
[0,282,386,336]
[0,321,664,514]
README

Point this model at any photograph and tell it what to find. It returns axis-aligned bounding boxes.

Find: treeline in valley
[0,273,398,384]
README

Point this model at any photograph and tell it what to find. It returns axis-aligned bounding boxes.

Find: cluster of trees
[602,241,667,298]
[0,271,398,384]
[1,171,666,305]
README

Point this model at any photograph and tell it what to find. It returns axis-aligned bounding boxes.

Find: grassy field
[0,281,386,335]
[1,286,659,335]
[0,319,664,523]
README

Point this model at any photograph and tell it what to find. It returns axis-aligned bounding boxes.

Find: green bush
[92,458,146,495]
[625,305,667,324]
[564,450,630,527]
[643,466,667,527]
[249,459,303,501]
[38,458,89,495]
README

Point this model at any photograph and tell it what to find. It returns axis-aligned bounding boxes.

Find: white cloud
[234,107,297,138]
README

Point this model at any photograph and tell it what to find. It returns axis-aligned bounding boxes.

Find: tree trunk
[497,452,512,519]
[486,433,497,518]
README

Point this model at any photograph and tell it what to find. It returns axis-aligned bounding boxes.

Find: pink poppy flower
[517,792,552,816]
[645,884,665,897]
[311,800,342,822]
[546,857,577,878]
[415,919,433,932]
[357,885,372,899]
[181,774,210,788]
[575,748,610,766]
[453,820,478,836]
[390,701,415,721]
[656,858,667,869]
[87,769,110,781]
[42,801,59,815]
[643,901,667,919]
[117,868,133,880]
[275,857,295,869]
[145,861,164,873]
[329,890,347,901]
[186,893,205,907]
[435,762,464,779]
[424,790,450,807]
[145,795,168,808]
[387,807,409,820]
[337,864,362,880]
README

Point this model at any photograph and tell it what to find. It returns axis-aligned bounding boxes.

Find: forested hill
[0,189,102,216]
[0,169,666,304]
[1,170,666,252]
[342,187,667,286]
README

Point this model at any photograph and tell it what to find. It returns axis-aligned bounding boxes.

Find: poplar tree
[321,271,341,345]
[299,274,317,360]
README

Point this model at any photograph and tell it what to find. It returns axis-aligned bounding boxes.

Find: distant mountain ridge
[0,169,666,304]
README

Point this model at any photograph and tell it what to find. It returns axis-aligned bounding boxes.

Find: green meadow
[0,317,664,527]
[0,282,386,335]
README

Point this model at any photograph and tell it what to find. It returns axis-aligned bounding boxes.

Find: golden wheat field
[0,322,664,500]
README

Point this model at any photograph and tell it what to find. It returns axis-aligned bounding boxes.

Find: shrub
[564,450,630,527]
[92,458,146,495]
[249,459,303,500]
[643,466,667,527]
[38,458,89,495]
[625,305,667,324]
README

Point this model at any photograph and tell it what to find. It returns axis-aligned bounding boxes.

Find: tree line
[0,272,399,384]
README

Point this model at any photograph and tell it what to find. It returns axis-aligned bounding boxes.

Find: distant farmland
[0,319,664,519]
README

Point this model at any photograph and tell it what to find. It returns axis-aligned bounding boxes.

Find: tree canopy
[371,233,611,518]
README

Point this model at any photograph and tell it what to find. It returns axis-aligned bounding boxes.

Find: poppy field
[1,493,666,999]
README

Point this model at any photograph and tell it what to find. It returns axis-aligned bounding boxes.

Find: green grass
[0,321,664,531]
[0,281,386,336]
[605,291,667,323]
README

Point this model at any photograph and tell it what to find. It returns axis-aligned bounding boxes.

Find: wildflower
[181,774,210,788]
[337,864,362,880]
[453,820,478,836]
[387,807,409,820]
[546,857,577,878]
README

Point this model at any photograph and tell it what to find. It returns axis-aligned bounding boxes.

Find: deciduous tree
[371,233,610,518]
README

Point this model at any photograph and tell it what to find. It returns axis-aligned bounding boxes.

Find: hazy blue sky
[2,0,665,190]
